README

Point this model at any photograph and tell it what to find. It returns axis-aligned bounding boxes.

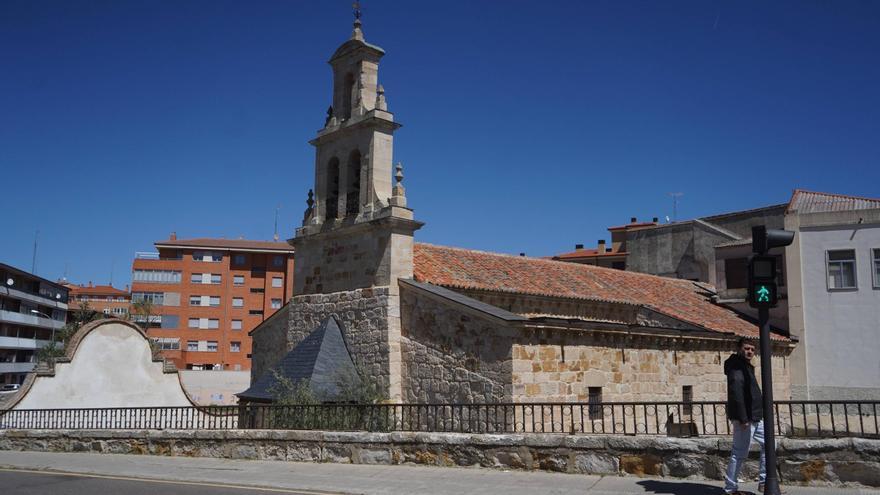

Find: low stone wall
[0,430,877,487]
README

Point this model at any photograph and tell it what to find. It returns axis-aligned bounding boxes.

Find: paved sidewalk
[0,451,876,495]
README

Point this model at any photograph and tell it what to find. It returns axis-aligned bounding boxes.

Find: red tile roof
[154,238,295,252]
[607,221,658,231]
[786,189,880,215]
[553,249,626,260]
[413,243,781,341]
[66,284,129,297]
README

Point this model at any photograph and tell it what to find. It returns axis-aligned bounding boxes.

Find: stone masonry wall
[1,430,877,487]
[250,309,290,386]
[512,334,791,403]
[288,287,395,397]
[399,286,514,403]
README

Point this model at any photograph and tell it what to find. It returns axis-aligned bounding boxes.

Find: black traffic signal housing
[748,255,778,308]
[752,225,795,255]
[748,225,794,308]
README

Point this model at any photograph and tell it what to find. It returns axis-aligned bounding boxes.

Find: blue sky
[2,1,878,287]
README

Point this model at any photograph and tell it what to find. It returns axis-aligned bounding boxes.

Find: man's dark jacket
[725,353,764,422]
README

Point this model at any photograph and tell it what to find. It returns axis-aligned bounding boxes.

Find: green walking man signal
[755,284,771,302]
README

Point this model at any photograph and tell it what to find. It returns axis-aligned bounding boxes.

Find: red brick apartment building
[131,234,294,371]
[64,282,131,318]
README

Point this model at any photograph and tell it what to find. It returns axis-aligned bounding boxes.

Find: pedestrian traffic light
[748,255,779,308]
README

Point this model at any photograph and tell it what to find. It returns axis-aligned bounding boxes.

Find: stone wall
[512,335,791,403]
[287,287,398,399]
[250,307,290,386]
[399,286,514,403]
[1,429,877,487]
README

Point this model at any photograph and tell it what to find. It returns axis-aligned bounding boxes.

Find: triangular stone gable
[238,316,360,402]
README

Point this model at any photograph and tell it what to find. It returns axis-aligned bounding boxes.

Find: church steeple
[298,5,408,231]
[294,9,421,297]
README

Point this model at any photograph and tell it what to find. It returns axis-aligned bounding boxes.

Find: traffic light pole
[758,306,781,495]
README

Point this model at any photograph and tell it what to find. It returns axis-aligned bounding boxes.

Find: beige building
[248,17,793,407]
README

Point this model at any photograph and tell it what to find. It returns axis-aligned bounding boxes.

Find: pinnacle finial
[351,1,364,41]
[390,162,406,207]
[303,189,315,224]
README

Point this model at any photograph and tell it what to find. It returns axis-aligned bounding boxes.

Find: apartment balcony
[0,336,51,350]
[0,310,65,330]
[0,362,35,374]
[0,286,68,310]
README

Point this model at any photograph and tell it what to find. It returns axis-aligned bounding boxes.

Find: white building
[785,190,880,400]
[0,263,68,386]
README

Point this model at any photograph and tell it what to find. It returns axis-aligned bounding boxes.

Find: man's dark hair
[738,337,755,348]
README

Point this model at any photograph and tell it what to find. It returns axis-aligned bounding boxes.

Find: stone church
[244,17,793,405]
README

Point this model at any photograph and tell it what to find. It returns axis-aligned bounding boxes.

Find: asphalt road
[0,469,343,495]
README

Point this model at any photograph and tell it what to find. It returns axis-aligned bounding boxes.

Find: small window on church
[342,72,354,119]
[588,387,603,420]
[326,157,340,219]
[682,386,693,416]
[346,150,361,216]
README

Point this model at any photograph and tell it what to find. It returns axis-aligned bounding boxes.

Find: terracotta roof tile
[154,238,294,252]
[67,285,129,297]
[786,189,880,215]
[413,243,783,341]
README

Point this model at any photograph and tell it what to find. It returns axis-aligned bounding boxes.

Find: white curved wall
[14,321,193,409]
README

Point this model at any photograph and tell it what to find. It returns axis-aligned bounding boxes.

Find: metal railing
[1,401,877,438]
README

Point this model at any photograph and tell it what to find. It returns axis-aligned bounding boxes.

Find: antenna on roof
[109,259,114,286]
[668,192,684,222]
[274,204,281,241]
[31,230,39,274]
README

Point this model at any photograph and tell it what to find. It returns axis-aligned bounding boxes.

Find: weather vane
[353,1,362,22]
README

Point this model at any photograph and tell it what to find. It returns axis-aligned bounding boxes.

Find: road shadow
[636,479,743,494]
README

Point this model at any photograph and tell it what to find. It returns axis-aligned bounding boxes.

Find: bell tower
[293,10,422,297]
[286,9,423,402]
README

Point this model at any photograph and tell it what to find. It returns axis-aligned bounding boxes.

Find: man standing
[724,337,767,494]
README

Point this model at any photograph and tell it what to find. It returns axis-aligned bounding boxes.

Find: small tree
[36,301,100,363]
[130,299,155,332]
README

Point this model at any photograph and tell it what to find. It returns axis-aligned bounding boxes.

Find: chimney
[652,217,659,223]
[575,244,584,250]
[170,232,177,240]
[88,281,93,288]
[519,253,525,257]
[598,239,606,253]
[630,217,637,224]
[124,284,129,292]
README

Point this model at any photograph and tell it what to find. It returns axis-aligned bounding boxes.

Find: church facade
[248,18,793,406]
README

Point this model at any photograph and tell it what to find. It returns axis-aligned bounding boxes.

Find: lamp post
[30,309,56,345]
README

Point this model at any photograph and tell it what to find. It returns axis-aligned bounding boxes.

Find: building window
[249,310,263,316]
[233,364,242,371]
[210,274,221,284]
[231,319,242,330]
[160,315,179,329]
[208,319,219,329]
[187,340,198,351]
[193,251,223,262]
[682,385,693,416]
[273,255,284,267]
[209,296,220,307]
[827,249,857,289]
[588,387,603,420]
[189,295,201,306]
[233,254,246,265]
[271,298,282,309]
[154,338,180,351]
[250,288,264,294]
[873,249,880,289]
[232,297,244,308]
[133,270,181,284]
[188,318,199,329]
[132,292,164,305]
[724,258,749,290]
[207,341,218,352]
[233,275,245,286]
[272,277,283,288]
[190,273,203,284]
[230,341,241,353]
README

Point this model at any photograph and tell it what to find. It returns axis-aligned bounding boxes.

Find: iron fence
[1,401,877,438]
